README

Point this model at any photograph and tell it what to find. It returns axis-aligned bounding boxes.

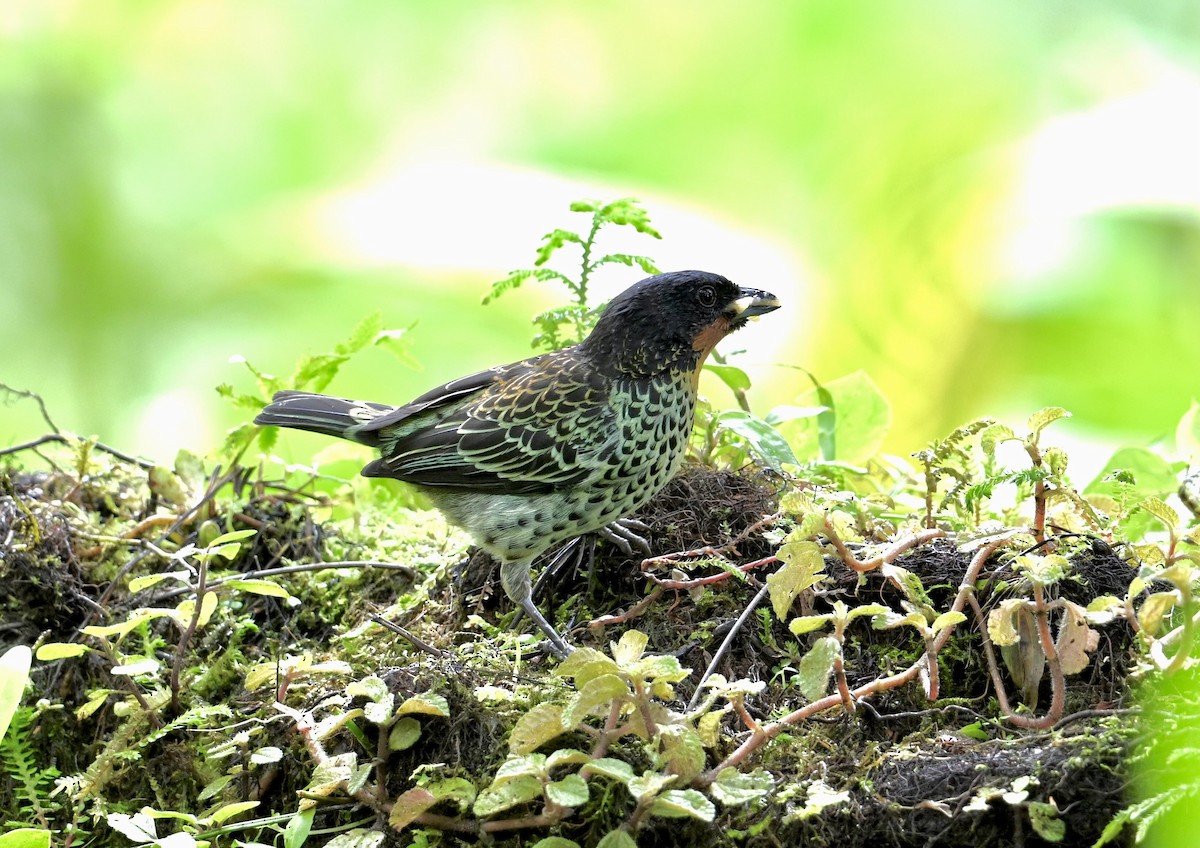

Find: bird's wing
[357,351,616,493]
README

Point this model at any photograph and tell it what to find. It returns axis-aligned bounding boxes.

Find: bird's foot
[519,596,574,659]
[596,518,652,557]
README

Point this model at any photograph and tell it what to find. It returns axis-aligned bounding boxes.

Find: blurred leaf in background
[0,1,1196,467]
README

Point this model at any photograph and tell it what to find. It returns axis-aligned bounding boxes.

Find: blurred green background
[2,1,1198,473]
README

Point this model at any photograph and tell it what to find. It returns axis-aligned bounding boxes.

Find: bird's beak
[728,287,782,324]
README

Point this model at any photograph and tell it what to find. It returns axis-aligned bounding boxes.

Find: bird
[253,270,781,657]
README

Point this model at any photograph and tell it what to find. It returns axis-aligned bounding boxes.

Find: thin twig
[370,615,448,658]
[687,582,770,711]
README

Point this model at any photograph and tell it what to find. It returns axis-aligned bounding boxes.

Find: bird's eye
[697,286,717,307]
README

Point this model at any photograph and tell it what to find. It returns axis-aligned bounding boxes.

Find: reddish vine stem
[699,533,1018,784]
[1025,442,1047,545]
[823,523,946,573]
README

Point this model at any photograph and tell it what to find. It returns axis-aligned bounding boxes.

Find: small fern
[0,706,62,827]
[484,198,662,351]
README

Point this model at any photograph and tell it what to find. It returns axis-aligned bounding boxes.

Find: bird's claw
[596,518,653,557]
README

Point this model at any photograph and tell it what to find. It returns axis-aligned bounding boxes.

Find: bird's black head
[580,270,781,378]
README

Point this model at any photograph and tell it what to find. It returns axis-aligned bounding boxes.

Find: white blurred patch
[306,155,809,369]
[999,70,1200,303]
[132,389,211,462]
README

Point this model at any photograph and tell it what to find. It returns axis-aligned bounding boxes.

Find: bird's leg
[596,517,653,557]
[501,558,573,658]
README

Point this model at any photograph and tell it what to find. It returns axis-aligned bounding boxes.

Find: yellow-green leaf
[648,788,716,821]
[397,693,449,717]
[0,646,32,743]
[987,598,1027,647]
[1138,497,1180,534]
[788,614,831,636]
[388,717,421,752]
[562,674,629,728]
[1137,591,1180,637]
[388,788,436,830]
[932,611,967,633]
[35,643,91,661]
[546,773,589,808]
[226,579,291,599]
[1028,407,1070,437]
[509,703,567,754]
[473,774,543,817]
[797,636,839,700]
[209,801,259,824]
[769,540,826,619]
[611,630,648,666]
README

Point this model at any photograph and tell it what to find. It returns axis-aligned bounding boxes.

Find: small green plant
[218,312,416,459]
[483,198,662,351]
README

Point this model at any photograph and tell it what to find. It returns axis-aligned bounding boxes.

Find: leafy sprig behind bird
[254,270,780,656]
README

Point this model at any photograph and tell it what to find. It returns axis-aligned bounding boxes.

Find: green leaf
[631,654,689,685]
[1177,400,1200,465]
[980,423,1017,456]
[562,674,629,728]
[768,540,827,620]
[493,753,546,783]
[0,830,52,848]
[340,312,384,355]
[710,767,774,805]
[208,529,258,547]
[1027,407,1070,438]
[531,839,583,848]
[611,629,649,666]
[1137,591,1180,637]
[210,800,259,824]
[429,777,476,809]
[592,253,660,274]
[396,693,450,717]
[846,602,891,621]
[1084,447,1178,500]
[82,609,170,639]
[628,771,675,800]
[596,831,637,848]
[388,717,421,752]
[782,371,891,463]
[1138,497,1180,534]
[346,675,389,703]
[788,615,832,636]
[1028,801,1065,842]
[226,579,291,598]
[581,757,636,786]
[546,773,589,808]
[34,642,91,661]
[715,409,799,471]
[0,646,31,744]
[648,789,716,821]
[931,611,967,633]
[509,703,568,754]
[282,807,315,848]
[128,571,191,593]
[797,636,840,700]
[657,725,706,782]
[473,774,543,817]
[704,363,752,394]
[556,647,619,686]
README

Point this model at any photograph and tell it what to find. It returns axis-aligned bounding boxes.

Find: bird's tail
[253,390,394,446]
